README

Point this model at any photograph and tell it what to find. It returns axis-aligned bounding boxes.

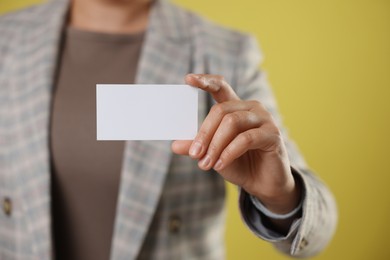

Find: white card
[97,84,198,140]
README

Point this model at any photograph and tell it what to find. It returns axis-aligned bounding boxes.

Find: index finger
[185,74,240,103]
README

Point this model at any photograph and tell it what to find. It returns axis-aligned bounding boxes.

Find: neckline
[66,27,145,44]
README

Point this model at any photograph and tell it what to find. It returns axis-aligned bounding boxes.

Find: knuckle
[207,142,219,155]
[211,75,229,89]
[275,135,284,146]
[249,100,264,109]
[250,100,272,119]
[269,136,284,153]
[240,132,254,146]
[262,111,273,122]
[270,132,283,144]
[265,129,285,153]
[211,103,227,117]
[223,113,241,126]
[268,124,281,136]
[215,75,225,82]
[197,129,209,141]
[221,146,234,161]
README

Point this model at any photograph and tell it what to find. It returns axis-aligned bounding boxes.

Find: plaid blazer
[0,0,337,259]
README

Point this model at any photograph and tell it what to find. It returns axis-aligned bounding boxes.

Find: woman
[0,0,337,259]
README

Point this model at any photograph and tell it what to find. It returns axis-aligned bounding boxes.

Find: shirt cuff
[238,168,305,242]
[239,188,301,241]
[249,194,303,220]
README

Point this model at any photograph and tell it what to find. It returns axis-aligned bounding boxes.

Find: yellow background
[1,0,389,259]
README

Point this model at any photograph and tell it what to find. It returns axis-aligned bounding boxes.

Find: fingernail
[199,155,211,168]
[214,159,223,171]
[189,141,202,157]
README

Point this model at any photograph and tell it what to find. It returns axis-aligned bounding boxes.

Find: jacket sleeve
[233,35,338,258]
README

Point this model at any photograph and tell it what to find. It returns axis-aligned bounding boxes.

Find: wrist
[252,173,302,214]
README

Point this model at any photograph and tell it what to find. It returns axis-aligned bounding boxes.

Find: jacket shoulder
[165,2,254,55]
[179,6,261,84]
[0,0,66,29]
[0,0,66,57]
[201,19,252,52]
[0,5,40,65]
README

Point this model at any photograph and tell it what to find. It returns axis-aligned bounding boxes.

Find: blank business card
[96,84,198,140]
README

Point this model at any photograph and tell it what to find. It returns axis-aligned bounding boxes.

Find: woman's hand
[172,74,301,215]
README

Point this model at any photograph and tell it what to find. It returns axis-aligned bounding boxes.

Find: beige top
[50,27,144,260]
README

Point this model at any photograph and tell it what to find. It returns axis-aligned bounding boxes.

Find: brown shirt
[50,27,144,260]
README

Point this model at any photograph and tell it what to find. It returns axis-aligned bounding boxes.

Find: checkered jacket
[0,0,337,259]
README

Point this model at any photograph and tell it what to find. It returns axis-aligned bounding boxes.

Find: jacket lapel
[10,0,194,258]
[110,1,194,259]
[12,0,68,258]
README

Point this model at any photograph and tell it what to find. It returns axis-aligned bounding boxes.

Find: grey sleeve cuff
[238,166,338,257]
[249,194,303,220]
[239,187,302,242]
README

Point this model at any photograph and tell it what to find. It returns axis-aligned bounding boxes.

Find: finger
[189,101,255,159]
[197,111,263,171]
[213,126,280,171]
[171,140,192,155]
[185,74,240,103]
